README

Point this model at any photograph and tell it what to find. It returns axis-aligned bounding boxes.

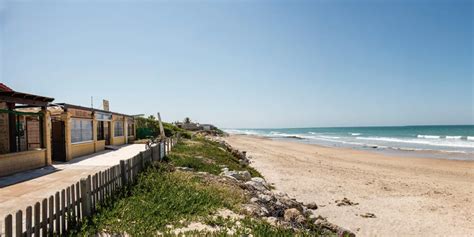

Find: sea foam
[417,135,441,139]
[446,136,462,140]
[357,136,474,148]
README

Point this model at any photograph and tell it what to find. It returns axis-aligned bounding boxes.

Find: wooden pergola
[0,90,54,153]
[0,91,54,107]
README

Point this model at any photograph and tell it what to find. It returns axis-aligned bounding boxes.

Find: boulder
[257,194,273,203]
[283,208,305,224]
[245,180,269,192]
[220,170,251,181]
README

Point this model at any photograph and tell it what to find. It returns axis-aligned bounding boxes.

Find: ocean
[224,125,474,160]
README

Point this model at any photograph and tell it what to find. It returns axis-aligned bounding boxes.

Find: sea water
[224,125,474,160]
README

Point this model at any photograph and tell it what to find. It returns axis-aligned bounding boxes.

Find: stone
[284,208,304,223]
[175,167,194,172]
[306,202,318,210]
[264,217,279,226]
[242,204,260,216]
[337,229,356,237]
[360,213,376,218]
[251,177,266,184]
[257,194,273,203]
[220,170,251,181]
[335,197,358,206]
[245,180,269,192]
[260,206,270,216]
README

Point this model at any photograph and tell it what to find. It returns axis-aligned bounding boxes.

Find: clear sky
[0,0,472,128]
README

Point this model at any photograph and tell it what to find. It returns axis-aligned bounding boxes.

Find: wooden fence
[1,137,178,237]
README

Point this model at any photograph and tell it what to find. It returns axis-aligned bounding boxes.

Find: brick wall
[27,118,41,149]
[0,102,9,154]
[0,150,46,177]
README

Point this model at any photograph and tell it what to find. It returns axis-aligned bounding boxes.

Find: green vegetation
[135,115,191,139]
[168,137,261,177]
[78,164,243,236]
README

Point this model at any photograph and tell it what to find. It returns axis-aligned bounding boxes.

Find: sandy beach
[224,135,474,236]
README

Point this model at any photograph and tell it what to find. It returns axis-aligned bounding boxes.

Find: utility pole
[157,112,166,141]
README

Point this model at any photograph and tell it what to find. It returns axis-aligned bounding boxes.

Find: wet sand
[224,135,474,236]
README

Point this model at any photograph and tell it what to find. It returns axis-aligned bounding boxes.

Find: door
[51,120,66,162]
[104,121,111,145]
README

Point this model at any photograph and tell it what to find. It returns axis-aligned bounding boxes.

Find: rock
[314,219,356,237]
[278,196,302,210]
[268,200,286,217]
[220,170,251,181]
[242,204,260,216]
[335,197,359,206]
[257,194,273,203]
[360,213,376,218]
[306,202,318,210]
[337,229,356,237]
[250,197,259,203]
[242,204,269,217]
[175,167,194,172]
[251,177,267,184]
[260,206,270,216]
[283,208,305,224]
[274,191,290,199]
[245,180,269,192]
[239,159,249,165]
[264,217,279,226]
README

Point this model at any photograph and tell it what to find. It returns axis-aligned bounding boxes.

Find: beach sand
[224,135,474,236]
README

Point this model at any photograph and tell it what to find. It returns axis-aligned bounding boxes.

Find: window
[97,121,104,140]
[71,118,93,143]
[114,121,124,137]
[128,123,134,136]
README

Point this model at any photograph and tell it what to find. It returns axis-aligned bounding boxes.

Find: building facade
[0,84,54,177]
[50,103,136,162]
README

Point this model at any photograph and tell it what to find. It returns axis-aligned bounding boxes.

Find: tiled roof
[0,83,13,92]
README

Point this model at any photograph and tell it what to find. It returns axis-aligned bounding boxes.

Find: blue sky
[0,0,472,128]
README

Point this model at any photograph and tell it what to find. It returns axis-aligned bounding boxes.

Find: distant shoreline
[224,125,474,161]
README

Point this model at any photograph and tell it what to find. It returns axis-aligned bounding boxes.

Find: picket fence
[1,137,178,237]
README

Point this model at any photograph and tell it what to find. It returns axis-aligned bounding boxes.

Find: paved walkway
[0,144,146,230]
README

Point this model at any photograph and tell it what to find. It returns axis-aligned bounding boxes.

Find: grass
[78,164,243,236]
[168,137,262,177]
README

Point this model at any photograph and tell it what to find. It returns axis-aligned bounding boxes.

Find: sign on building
[103,100,110,111]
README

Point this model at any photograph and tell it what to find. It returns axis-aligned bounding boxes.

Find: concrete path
[0,144,146,231]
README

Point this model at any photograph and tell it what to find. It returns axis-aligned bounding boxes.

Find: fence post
[158,142,164,161]
[80,176,92,218]
[150,145,154,161]
[120,160,127,186]
[140,152,144,172]
[26,206,32,237]
[4,214,12,237]
[16,210,22,237]
[34,202,40,236]
[128,159,132,183]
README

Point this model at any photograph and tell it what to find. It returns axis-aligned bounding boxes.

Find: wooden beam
[0,95,49,106]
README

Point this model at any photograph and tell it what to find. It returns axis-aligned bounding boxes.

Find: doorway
[104,121,111,145]
[51,120,66,162]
